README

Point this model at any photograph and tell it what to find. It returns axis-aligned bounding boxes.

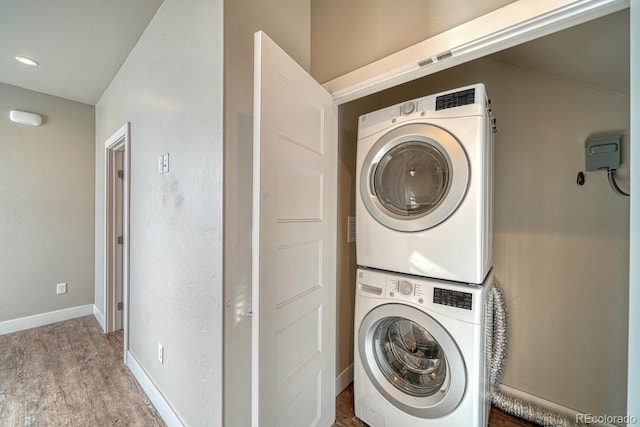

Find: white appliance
[356,83,494,284]
[354,267,491,427]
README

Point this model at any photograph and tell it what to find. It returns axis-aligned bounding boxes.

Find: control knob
[401,102,415,115]
[399,280,413,296]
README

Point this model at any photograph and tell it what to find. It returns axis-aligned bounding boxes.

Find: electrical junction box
[585,135,621,171]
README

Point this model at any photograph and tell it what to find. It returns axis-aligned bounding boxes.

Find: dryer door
[360,123,469,231]
[358,303,466,418]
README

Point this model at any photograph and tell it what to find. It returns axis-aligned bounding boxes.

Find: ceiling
[489,8,629,96]
[0,0,164,105]
[0,2,629,105]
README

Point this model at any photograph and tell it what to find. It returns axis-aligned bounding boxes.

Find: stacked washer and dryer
[354,84,496,427]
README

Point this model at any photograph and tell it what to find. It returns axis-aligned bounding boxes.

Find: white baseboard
[499,384,618,427]
[0,304,93,335]
[126,351,183,427]
[93,304,106,332]
[336,364,354,396]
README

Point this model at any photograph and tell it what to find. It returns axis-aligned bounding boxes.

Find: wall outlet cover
[56,283,67,294]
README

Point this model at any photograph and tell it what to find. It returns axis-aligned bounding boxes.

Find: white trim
[126,351,184,427]
[251,31,263,427]
[103,123,130,362]
[324,0,628,104]
[335,364,353,397]
[498,384,618,427]
[93,304,106,332]
[0,304,93,335]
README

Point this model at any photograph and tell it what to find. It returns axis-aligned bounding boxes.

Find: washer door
[360,123,469,232]
[358,303,466,418]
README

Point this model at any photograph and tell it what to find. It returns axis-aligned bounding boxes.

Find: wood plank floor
[334,381,536,427]
[0,316,165,426]
[1,316,534,426]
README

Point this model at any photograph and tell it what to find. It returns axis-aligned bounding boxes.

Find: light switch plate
[158,155,164,174]
[162,153,169,173]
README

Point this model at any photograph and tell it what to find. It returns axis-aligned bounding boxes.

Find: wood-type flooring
[0,316,164,426]
[334,382,535,427]
[0,316,534,426]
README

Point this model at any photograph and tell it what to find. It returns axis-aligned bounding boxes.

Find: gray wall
[94,0,224,424]
[223,1,310,425]
[310,0,515,83]
[0,83,95,323]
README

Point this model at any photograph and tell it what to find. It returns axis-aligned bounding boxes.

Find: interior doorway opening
[104,123,130,355]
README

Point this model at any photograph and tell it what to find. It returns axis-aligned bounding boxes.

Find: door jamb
[104,123,130,357]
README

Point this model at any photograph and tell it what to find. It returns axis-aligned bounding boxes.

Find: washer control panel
[356,268,487,324]
[388,278,425,303]
[433,288,473,310]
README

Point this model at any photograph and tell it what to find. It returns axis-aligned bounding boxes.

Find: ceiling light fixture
[14,56,39,66]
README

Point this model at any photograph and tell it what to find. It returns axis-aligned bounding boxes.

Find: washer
[354,267,491,427]
[356,83,494,284]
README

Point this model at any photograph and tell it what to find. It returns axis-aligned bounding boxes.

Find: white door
[252,31,337,427]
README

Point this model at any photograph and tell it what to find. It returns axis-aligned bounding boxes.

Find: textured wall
[223,1,310,425]
[0,83,94,323]
[336,57,630,417]
[310,0,515,83]
[94,0,224,424]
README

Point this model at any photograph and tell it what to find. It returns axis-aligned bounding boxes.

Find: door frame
[324,0,629,104]
[104,123,130,352]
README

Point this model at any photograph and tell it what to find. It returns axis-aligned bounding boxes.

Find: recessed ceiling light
[15,56,39,66]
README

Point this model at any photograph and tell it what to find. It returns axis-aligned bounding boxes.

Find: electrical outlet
[56,283,67,294]
[158,343,164,364]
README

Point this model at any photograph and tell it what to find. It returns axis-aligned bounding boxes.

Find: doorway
[104,124,130,350]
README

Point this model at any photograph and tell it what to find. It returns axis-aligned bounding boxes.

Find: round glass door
[358,304,466,418]
[373,141,450,217]
[360,123,469,232]
[372,317,447,397]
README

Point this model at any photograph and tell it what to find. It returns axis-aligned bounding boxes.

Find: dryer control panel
[435,88,476,110]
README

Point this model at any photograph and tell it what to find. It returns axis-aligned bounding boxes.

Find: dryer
[356,84,495,284]
[354,267,491,427]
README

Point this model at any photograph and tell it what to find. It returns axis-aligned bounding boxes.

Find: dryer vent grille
[348,216,356,243]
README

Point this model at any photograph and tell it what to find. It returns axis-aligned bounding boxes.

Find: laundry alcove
[327,4,632,424]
